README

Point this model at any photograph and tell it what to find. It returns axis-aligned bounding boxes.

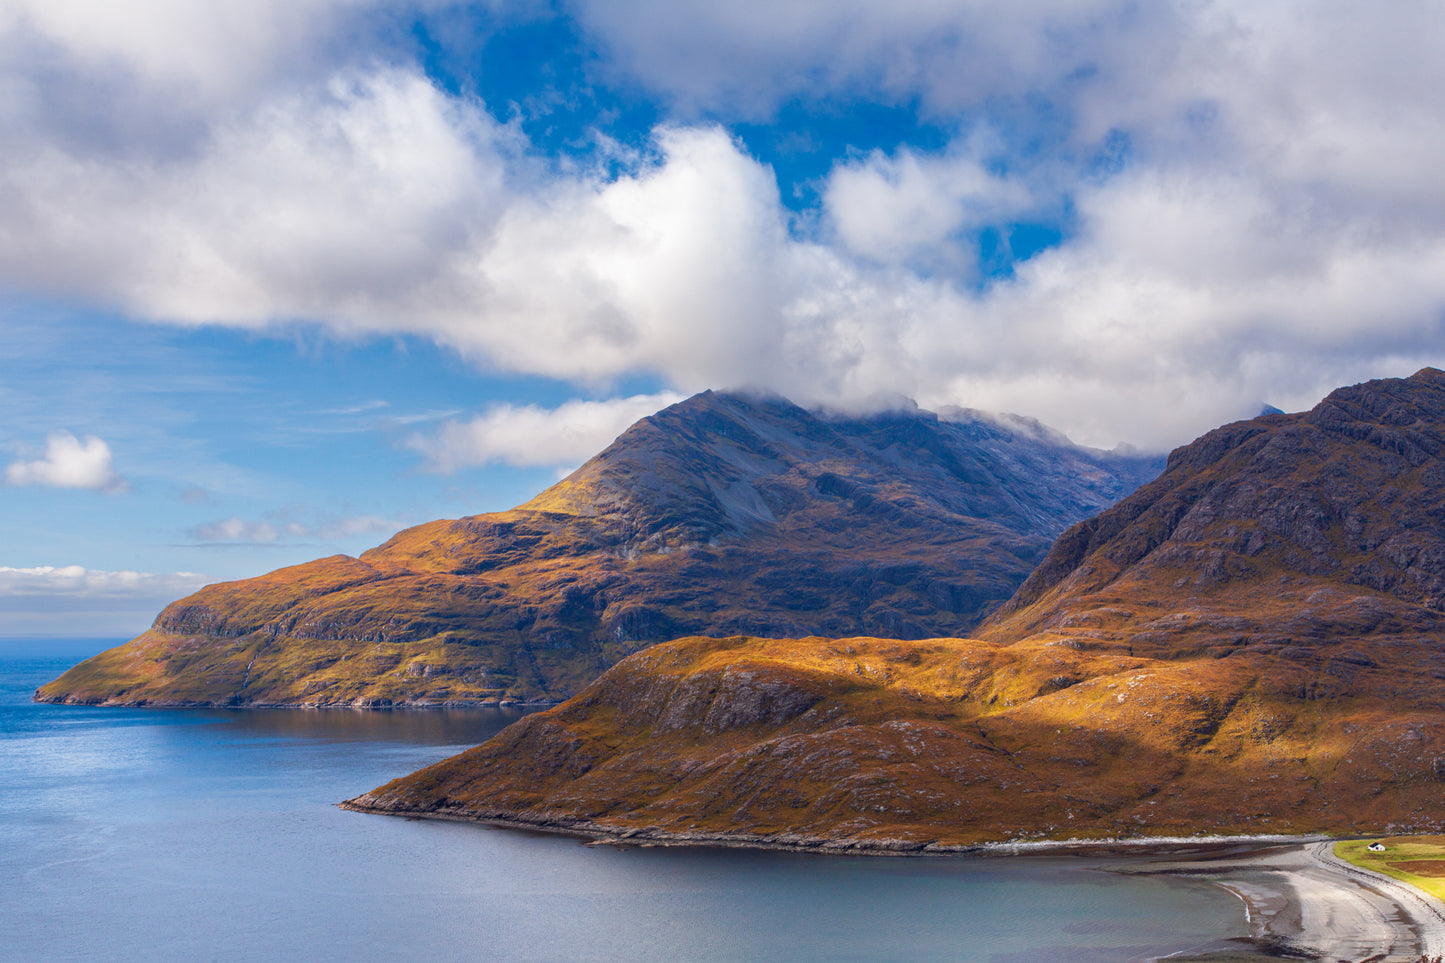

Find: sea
[1,639,1251,962]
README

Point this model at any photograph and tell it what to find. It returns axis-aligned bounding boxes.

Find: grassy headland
[1336,836,1445,902]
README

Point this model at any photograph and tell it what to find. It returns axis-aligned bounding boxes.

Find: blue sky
[3,0,1445,635]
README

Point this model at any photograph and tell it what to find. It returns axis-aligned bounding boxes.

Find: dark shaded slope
[985,366,1445,651]
[38,391,1158,707]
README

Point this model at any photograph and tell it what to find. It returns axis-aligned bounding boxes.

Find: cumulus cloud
[310,514,403,539]
[190,518,281,544]
[569,0,1156,119]
[0,565,211,637]
[3,1,1445,449]
[0,565,207,597]
[189,512,403,544]
[6,431,126,491]
[0,69,513,326]
[449,126,819,387]
[823,139,1036,270]
[408,392,687,472]
[2,0,409,107]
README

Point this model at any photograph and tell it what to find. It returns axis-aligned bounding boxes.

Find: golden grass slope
[347,632,1445,848]
[349,369,1445,845]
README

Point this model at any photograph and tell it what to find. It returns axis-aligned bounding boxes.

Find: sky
[3,0,1445,636]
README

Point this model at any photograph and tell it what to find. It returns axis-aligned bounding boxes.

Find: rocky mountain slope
[37,391,1159,707]
[346,369,1445,848]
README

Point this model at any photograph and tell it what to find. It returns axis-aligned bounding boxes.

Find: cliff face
[37,390,1158,707]
[346,370,1445,847]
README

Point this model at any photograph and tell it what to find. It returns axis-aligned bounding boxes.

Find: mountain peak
[38,390,1160,707]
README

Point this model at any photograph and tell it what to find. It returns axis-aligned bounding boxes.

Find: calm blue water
[1,640,1248,962]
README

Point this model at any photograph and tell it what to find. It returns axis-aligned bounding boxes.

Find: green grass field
[1335,836,1445,902]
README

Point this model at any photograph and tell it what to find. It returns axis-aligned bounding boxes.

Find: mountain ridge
[37,390,1160,707]
[345,369,1445,847]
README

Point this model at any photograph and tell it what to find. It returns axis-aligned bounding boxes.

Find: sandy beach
[1132,840,1445,961]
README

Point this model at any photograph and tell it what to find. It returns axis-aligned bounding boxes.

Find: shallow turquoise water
[1,640,1247,961]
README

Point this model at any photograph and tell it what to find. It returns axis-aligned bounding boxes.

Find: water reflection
[199,704,533,746]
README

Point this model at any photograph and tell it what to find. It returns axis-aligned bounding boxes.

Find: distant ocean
[1,639,1247,962]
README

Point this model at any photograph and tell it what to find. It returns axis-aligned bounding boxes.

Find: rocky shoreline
[35,692,559,710]
[336,796,1321,858]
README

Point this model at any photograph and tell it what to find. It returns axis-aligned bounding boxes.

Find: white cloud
[1,0,402,107]
[569,0,1147,119]
[0,565,211,637]
[2,2,1445,451]
[408,392,687,472]
[315,400,389,416]
[446,126,816,388]
[312,514,403,539]
[824,140,1035,268]
[190,517,281,543]
[0,69,513,326]
[0,565,208,597]
[189,512,402,544]
[6,431,126,491]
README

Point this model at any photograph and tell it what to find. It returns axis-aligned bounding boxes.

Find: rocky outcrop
[347,370,1445,846]
[37,390,1159,707]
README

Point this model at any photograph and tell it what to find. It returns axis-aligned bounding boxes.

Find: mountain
[37,391,1160,707]
[344,369,1445,849]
